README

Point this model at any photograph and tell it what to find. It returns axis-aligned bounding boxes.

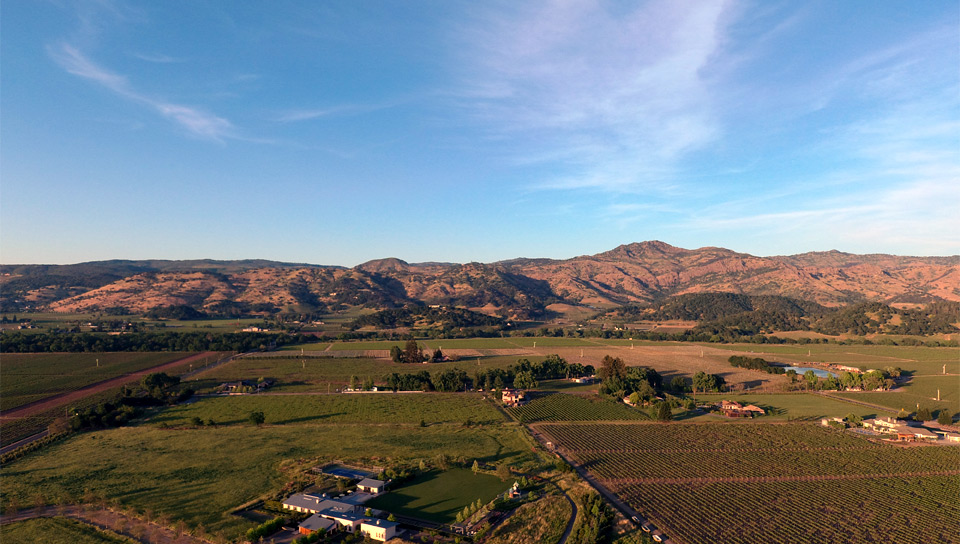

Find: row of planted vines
[613,476,959,544]
[507,393,649,422]
[540,422,960,543]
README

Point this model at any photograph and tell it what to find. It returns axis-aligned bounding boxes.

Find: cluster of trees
[245,517,285,542]
[143,305,208,320]
[68,373,188,431]
[349,306,505,330]
[382,368,471,392]
[692,371,725,392]
[789,368,897,392]
[814,301,960,336]
[569,491,613,544]
[0,331,310,353]
[728,356,786,375]
[389,340,438,363]
[383,354,585,393]
[616,293,826,322]
[514,354,594,380]
[597,355,663,401]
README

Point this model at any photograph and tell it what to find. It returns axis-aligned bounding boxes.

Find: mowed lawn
[1,423,535,539]
[0,352,196,412]
[367,468,508,523]
[150,393,506,426]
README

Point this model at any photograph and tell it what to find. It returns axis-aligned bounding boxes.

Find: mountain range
[1,241,957,317]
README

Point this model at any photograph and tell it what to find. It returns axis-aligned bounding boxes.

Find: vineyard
[0,352,195,412]
[507,393,649,422]
[540,423,960,543]
[613,476,959,543]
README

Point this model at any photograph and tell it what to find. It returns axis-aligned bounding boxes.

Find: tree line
[0,331,312,353]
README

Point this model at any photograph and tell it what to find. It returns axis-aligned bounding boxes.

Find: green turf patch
[366,468,509,523]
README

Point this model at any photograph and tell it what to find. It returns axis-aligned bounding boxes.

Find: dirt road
[0,505,211,544]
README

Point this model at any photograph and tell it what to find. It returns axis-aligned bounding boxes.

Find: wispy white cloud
[49,43,234,141]
[454,0,733,193]
[131,52,183,63]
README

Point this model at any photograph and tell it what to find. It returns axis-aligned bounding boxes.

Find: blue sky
[2,1,957,265]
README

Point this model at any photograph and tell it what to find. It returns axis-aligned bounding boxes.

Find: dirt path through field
[0,505,211,543]
[0,352,216,422]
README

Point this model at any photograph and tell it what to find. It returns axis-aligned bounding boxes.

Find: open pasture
[279,341,330,351]
[190,354,524,391]
[693,392,884,420]
[366,468,508,523]
[707,343,960,373]
[836,374,960,416]
[151,393,506,427]
[0,352,196,413]
[1,421,535,539]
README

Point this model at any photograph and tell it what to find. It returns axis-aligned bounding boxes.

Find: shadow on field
[273,412,347,425]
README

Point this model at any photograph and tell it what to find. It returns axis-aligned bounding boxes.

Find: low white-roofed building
[357,478,387,494]
[360,519,400,541]
[283,493,355,515]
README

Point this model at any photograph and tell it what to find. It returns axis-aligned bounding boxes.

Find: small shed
[357,478,387,494]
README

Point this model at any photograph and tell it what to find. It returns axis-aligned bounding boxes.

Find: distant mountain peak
[355,257,410,273]
[598,240,687,260]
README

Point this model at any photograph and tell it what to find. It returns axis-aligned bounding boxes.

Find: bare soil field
[547,344,785,391]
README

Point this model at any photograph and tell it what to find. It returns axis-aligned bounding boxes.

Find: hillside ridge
[1,243,957,315]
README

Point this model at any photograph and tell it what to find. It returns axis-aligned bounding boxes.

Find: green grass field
[279,342,330,351]
[0,517,136,544]
[366,468,508,523]
[0,352,196,412]
[1,422,535,539]
[836,374,960,416]
[150,393,506,427]
[706,344,960,372]
[692,392,886,420]
[505,337,598,347]
[190,355,522,391]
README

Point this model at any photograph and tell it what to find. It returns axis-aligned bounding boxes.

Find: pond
[781,365,836,379]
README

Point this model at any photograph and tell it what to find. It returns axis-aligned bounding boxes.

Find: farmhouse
[717,400,765,418]
[357,478,387,494]
[502,389,527,407]
[360,519,400,541]
[299,514,337,535]
[571,376,596,384]
[862,417,901,431]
